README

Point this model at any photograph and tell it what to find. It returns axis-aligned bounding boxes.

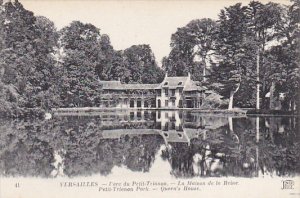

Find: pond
[0,110,299,178]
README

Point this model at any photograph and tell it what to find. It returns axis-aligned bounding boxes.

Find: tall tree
[163,18,217,81]
[123,44,164,84]
[212,3,256,110]
[97,43,164,84]
[0,0,59,115]
[98,49,132,83]
[247,1,283,109]
[265,0,300,112]
[59,21,103,107]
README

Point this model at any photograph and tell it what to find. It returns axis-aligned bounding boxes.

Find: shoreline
[51,107,299,117]
[51,107,246,114]
[2,107,298,119]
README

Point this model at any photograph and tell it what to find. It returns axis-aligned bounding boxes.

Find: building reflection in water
[0,111,299,178]
[101,110,229,145]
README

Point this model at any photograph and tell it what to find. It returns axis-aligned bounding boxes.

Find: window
[130,112,134,120]
[165,88,169,96]
[130,100,134,108]
[178,82,183,85]
[137,112,142,120]
[157,99,161,108]
[144,101,148,108]
[172,99,175,106]
[171,89,175,96]
[164,82,168,86]
[157,90,161,96]
[179,100,183,108]
[165,100,168,107]
[137,99,142,108]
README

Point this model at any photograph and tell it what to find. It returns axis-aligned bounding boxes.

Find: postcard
[0,0,299,197]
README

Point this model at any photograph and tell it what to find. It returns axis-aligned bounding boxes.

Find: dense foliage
[0,0,299,116]
[0,0,164,115]
[0,1,59,117]
[163,0,300,111]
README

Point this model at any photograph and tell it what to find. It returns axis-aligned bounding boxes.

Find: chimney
[188,72,191,79]
[165,72,168,78]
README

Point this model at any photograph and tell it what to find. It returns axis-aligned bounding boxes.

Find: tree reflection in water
[0,119,56,177]
[162,116,299,178]
[97,134,164,175]
[0,111,299,178]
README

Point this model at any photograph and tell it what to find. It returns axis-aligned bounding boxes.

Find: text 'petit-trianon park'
[0,0,299,119]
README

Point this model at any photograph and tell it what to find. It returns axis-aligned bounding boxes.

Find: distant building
[99,73,206,109]
[265,92,286,110]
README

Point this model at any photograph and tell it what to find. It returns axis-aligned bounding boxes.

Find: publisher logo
[281,180,294,190]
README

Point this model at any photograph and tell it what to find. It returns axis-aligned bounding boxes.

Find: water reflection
[0,111,299,178]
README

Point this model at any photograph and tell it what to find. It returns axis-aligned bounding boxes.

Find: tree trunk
[228,84,240,110]
[256,117,260,143]
[261,76,266,109]
[202,57,207,82]
[228,117,233,132]
[228,91,234,110]
[256,50,260,110]
[269,81,275,110]
[291,99,295,112]
[203,66,206,82]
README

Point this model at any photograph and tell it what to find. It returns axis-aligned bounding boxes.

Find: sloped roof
[157,76,189,89]
[99,75,205,91]
[100,80,159,90]
[121,84,160,90]
[100,81,123,89]
[183,80,205,91]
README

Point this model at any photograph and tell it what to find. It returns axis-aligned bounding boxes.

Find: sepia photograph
[0,0,299,197]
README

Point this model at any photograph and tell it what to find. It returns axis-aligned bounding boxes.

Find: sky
[21,0,290,66]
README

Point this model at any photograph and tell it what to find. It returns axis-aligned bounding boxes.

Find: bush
[202,91,228,109]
